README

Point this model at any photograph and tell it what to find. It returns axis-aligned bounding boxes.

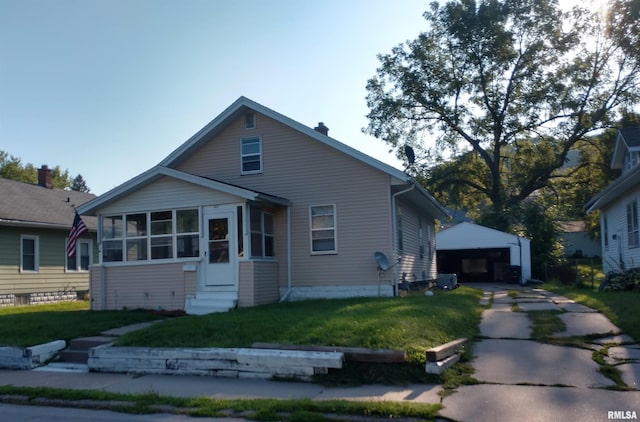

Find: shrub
[600,268,640,291]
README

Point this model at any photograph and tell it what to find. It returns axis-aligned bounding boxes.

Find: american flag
[66,211,88,257]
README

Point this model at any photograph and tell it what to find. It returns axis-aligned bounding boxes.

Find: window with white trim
[20,235,39,272]
[177,209,199,258]
[627,200,639,249]
[310,205,336,254]
[101,208,199,262]
[66,239,92,271]
[250,206,274,258]
[603,213,609,250]
[241,136,262,174]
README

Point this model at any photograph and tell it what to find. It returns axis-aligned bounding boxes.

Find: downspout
[280,205,292,302]
[98,214,106,311]
[391,182,415,296]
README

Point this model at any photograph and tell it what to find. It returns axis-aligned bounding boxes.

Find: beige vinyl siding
[175,112,393,289]
[0,226,95,295]
[238,260,279,307]
[395,198,437,282]
[89,263,197,311]
[100,176,241,215]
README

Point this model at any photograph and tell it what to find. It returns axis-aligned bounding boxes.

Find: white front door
[202,207,237,287]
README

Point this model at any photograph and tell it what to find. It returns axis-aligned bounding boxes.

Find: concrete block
[425,353,460,374]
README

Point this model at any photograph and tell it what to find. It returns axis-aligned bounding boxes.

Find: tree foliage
[366,0,640,232]
[0,151,89,191]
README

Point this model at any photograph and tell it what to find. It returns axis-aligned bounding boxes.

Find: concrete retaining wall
[0,340,67,369]
[88,346,344,380]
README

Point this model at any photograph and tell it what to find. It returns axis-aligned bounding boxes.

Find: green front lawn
[115,287,483,366]
[0,301,165,347]
[543,281,640,342]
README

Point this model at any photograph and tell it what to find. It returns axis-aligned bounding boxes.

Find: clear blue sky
[0,0,431,195]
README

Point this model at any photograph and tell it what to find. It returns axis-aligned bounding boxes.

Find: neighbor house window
[419,219,424,259]
[101,209,199,262]
[625,151,640,173]
[20,235,39,272]
[241,136,262,174]
[603,213,609,250]
[66,239,92,271]
[627,201,639,248]
[250,206,274,258]
[310,205,336,254]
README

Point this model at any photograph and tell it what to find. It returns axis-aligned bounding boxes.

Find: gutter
[391,182,416,296]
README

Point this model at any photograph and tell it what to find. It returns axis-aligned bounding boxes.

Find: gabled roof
[586,163,640,212]
[80,96,448,220]
[77,167,290,215]
[160,96,410,181]
[0,177,97,230]
[611,127,640,169]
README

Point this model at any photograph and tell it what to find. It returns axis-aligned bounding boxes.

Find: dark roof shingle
[0,178,97,231]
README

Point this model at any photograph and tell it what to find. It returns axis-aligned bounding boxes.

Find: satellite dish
[404,145,415,166]
[374,251,390,271]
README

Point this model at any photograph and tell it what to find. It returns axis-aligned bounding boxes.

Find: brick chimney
[37,165,53,189]
[314,122,329,136]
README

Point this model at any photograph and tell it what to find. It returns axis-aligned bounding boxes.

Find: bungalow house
[586,127,640,273]
[77,96,448,314]
[0,166,97,306]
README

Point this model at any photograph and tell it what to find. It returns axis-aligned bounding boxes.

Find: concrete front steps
[185,291,237,315]
[56,336,116,364]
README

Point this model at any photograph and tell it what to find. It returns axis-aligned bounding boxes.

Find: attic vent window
[244,112,256,129]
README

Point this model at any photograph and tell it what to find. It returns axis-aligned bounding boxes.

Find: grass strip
[0,385,441,421]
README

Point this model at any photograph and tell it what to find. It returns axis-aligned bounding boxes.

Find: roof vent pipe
[314,122,329,136]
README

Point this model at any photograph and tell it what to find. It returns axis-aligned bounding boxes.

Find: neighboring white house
[436,222,532,284]
[586,127,640,274]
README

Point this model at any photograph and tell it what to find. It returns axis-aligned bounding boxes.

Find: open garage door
[437,248,510,283]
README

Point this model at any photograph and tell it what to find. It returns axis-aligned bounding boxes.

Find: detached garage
[436,222,531,284]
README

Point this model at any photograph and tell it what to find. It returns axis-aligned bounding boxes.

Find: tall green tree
[365,0,640,232]
[0,151,81,190]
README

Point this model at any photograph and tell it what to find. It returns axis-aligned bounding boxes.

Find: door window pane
[209,218,229,263]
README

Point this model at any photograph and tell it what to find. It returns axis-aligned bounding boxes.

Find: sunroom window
[101,209,199,262]
[250,206,274,258]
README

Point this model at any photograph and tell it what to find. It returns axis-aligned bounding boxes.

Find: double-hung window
[150,211,173,259]
[250,207,274,258]
[126,213,147,261]
[66,239,92,271]
[627,201,639,248]
[241,136,262,174]
[20,235,39,272]
[103,216,123,262]
[310,205,336,254]
[177,209,199,258]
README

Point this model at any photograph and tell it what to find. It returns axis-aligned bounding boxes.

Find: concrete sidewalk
[440,285,640,422]
[2,285,639,421]
[0,367,443,403]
